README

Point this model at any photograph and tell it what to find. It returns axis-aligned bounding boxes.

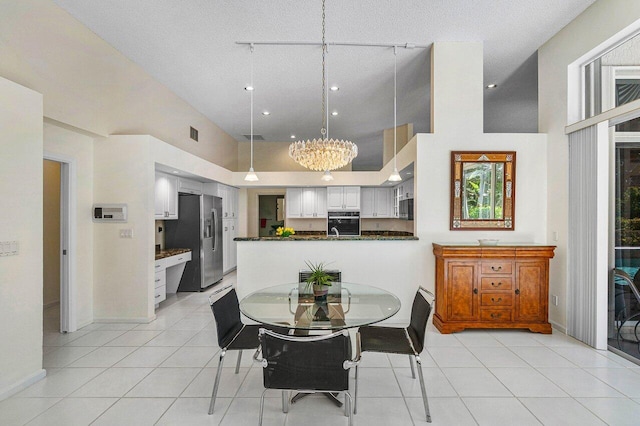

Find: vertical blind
[567,125,599,346]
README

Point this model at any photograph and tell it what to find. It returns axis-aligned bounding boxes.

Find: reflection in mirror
[451,151,515,230]
[462,162,504,219]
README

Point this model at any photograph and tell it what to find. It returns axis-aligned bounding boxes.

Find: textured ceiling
[53,0,596,170]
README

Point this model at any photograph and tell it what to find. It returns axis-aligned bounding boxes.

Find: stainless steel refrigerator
[164,193,223,291]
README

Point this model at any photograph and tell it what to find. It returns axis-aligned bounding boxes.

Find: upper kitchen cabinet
[286,188,327,218]
[327,186,360,211]
[361,187,393,218]
[155,172,179,220]
[219,184,239,219]
[178,177,203,195]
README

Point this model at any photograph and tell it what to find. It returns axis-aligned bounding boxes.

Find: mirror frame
[450,151,516,231]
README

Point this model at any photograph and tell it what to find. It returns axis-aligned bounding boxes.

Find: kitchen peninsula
[234,233,420,323]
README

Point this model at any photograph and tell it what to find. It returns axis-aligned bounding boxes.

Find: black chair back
[210,288,243,348]
[260,330,351,392]
[407,290,432,354]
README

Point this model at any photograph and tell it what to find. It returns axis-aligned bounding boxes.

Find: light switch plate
[119,229,133,238]
[0,240,19,256]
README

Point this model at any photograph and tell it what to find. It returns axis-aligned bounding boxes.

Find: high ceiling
[53,0,596,170]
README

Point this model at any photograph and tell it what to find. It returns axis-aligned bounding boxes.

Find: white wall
[44,122,95,327]
[539,0,640,329]
[0,0,238,170]
[0,77,44,399]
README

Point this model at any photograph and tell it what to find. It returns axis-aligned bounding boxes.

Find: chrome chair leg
[415,355,431,423]
[259,389,268,426]
[282,390,289,413]
[354,365,359,414]
[235,350,242,373]
[208,349,226,415]
[344,391,354,426]
[409,355,416,379]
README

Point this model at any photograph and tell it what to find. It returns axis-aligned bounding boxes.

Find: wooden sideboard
[432,243,556,334]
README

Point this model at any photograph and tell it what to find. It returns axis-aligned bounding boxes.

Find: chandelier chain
[321,0,326,136]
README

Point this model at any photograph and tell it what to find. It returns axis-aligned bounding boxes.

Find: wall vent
[243,134,265,141]
[190,126,199,141]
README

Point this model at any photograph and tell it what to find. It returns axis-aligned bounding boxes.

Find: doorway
[42,154,75,335]
[258,195,284,237]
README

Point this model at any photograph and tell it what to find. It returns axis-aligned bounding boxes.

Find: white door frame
[43,152,77,333]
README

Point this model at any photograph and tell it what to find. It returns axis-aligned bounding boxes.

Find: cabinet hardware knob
[515,289,520,295]
[473,288,478,294]
[491,266,502,271]
[491,297,502,303]
[490,313,501,319]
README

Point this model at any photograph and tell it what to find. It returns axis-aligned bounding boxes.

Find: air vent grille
[190,126,199,141]
[243,134,265,141]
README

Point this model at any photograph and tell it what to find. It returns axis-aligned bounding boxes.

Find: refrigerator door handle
[212,208,218,251]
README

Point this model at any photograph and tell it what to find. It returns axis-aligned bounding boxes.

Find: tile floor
[4,271,640,425]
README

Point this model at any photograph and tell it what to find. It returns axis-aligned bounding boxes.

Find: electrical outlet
[119,229,133,238]
[376,222,380,229]
[552,295,559,306]
[553,231,559,242]
[309,224,312,229]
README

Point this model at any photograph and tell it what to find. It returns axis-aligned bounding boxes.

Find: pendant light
[388,46,402,182]
[244,43,259,182]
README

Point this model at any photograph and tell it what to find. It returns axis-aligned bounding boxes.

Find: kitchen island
[235,233,420,323]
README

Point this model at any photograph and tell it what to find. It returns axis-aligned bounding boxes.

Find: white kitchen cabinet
[286,188,327,218]
[286,188,303,218]
[302,188,327,218]
[220,184,239,219]
[154,172,179,220]
[327,186,360,211]
[361,187,392,218]
[222,219,237,273]
[178,177,203,195]
[153,251,191,308]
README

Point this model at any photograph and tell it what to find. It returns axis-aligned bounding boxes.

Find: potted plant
[304,261,333,298]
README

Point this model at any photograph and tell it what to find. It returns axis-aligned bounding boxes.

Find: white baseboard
[43,300,60,309]
[0,369,46,401]
[93,315,156,324]
[550,320,568,334]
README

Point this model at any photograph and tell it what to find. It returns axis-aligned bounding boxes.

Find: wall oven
[399,199,414,221]
[327,211,360,236]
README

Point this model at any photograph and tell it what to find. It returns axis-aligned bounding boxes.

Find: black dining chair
[254,328,360,426]
[613,269,640,350]
[355,286,434,423]
[207,285,287,415]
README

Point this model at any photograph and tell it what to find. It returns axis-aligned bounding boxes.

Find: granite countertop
[155,248,191,260]
[235,235,418,241]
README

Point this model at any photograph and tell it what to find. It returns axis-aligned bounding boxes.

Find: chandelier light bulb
[321,170,334,181]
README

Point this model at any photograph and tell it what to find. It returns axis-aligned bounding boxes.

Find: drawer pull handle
[473,288,478,294]
[155,265,161,268]
[491,266,502,271]
[491,297,502,303]
[155,279,160,283]
[178,257,183,261]
[492,282,502,287]
[155,295,161,299]
[490,313,502,319]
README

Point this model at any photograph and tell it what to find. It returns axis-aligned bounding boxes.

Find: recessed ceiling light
[262,111,270,116]
[486,83,497,89]
[330,86,339,91]
[290,135,296,139]
[331,111,338,116]
[244,86,254,91]
[172,170,180,174]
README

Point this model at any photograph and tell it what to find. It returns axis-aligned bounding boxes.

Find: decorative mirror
[450,151,516,230]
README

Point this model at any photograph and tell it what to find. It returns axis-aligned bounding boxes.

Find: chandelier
[289,0,357,173]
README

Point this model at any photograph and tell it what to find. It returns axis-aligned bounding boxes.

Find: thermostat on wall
[93,204,127,222]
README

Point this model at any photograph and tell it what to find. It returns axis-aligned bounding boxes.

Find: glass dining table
[239,281,401,331]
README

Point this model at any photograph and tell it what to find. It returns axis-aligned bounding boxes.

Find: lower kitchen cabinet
[432,243,555,334]
[223,219,237,273]
[154,251,191,308]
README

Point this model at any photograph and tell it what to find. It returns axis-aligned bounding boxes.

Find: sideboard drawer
[480,309,513,322]
[480,277,513,290]
[481,293,513,307]
[481,261,513,275]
